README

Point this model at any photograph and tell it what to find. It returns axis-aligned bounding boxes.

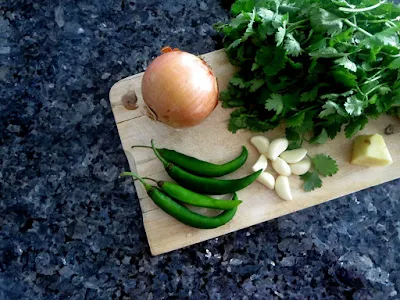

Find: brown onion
[141,48,218,128]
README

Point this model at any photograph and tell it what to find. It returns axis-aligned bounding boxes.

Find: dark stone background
[1,1,399,299]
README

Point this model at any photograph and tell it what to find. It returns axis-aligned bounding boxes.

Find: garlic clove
[268,138,289,161]
[290,156,312,175]
[280,148,307,164]
[252,154,268,172]
[272,157,292,176]
[250,136,270,155]
[257,172,275,190]
[275,175,293,201]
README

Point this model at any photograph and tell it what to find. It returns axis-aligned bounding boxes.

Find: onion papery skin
[141,50,218,129]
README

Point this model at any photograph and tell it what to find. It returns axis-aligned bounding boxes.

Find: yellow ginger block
[351,134,393,167]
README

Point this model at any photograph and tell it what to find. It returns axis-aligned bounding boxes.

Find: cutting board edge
[146,172,398,255]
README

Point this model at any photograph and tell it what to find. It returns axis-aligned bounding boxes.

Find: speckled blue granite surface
[1,1,400,299]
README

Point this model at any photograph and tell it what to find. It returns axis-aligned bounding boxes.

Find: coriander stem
[278,5,301,14]
[302,29,313,45]
[381,52,400,58]
[365,83,385,96]
[343,19,373,37]
[339,0,386,13]
[289,19,308,27]
[386,21,400,32]
[358,19,399,24]
[362,75,383,85]
[288,24,308,32]
[356,86,366,97]
[358,19,388,23]
[362,69,385,85]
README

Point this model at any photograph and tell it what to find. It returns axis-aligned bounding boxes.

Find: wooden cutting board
[109,49,400,256]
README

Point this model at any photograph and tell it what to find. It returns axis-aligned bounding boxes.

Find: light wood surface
[109,49,400,256]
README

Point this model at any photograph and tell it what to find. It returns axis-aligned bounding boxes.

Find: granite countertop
[1,1,400,299]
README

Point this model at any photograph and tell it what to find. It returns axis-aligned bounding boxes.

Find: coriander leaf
[344,96,364,116]
[371,27,399,48]
[310,128,328,144]
[325,122,343,139]
[282,93,300,112]
[275,26,286,46]
[242,9,256,41]
[334,56,357,72]
[230,76,247,88]
[379,86,392,95]
[263,46,287,76]
[248,78,265,92]
[344,115,368,138]
[231,0,254,15]
[286,111,305,127]
[329,28,354,47]
[368,93,378,105]
[230,13,249,29]
[295,117,314,135]
[285,127,300,142]
[255,46,274,68]
[375,96,387,113]
[288,140,303,150]
[228,108,276,133]
[222,99,245,108]
[228,110,247,133]
[219,90,233,103]
[332,68,358,88]
[300,172,323,192]
[388,57,400,70]
[319,100,347,118]
[258,21,275,38]
[312,154,338,177]
[287,57,303,69]
[309,47,343,58]
[341,90,355,97]
[272,13,286,29]
[284,33,302,57]
[227,39,242,50]
[257,8,274,22]
[320,93,339,100]
[361,61,374,71]
[300,93,309,102]
[300,92,313,102]
[265,93,283,114]
[300,85,319,102]
[331,0,355,8]
[319,101,337,118]
[251,63,260,71]
[310,8,343,35]
[323,113,347,126]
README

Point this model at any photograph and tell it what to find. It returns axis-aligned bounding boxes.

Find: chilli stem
[151,140,169,167]
[142,177,158,184]
[120,172,152,191]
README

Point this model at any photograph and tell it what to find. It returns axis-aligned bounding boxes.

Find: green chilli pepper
[151,140,261,195]
[121,172,238,229]
[131,145,248,177]
[144,179,242,210]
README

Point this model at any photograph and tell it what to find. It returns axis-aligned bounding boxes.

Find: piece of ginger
[351,134,393,167]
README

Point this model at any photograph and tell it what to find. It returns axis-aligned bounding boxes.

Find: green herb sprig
[215,0,400,190]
